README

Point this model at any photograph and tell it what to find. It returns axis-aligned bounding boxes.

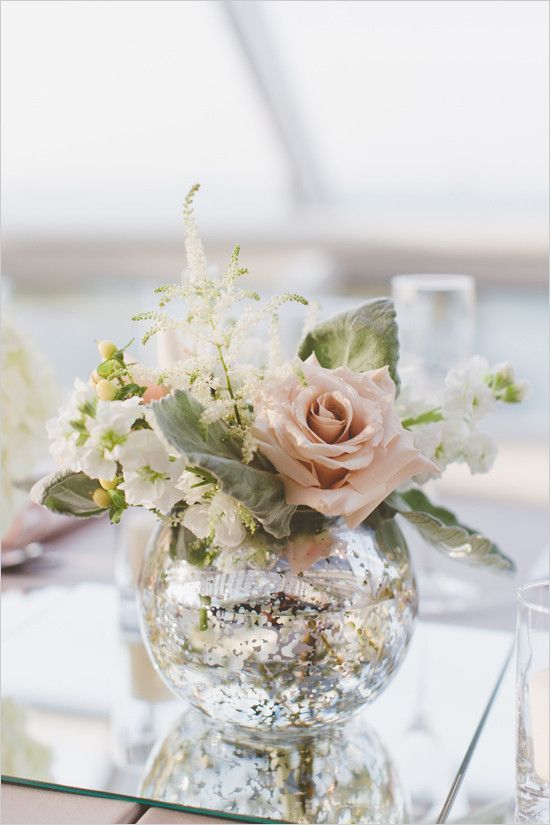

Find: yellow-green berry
[99,478,118,490]
[95,379,117,401]
[98,340,117,360]
[92,488,112,508]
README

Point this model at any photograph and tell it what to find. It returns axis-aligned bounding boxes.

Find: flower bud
[99,477,119,490]
[493,361,514,382]
[90,370,100,384]
[95,379,117,401]
[92,488,112,508]
[502,381,530,403]
[98,340,117,360]
[490,362,515,392]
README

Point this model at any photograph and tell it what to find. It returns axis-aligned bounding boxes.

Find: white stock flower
[71,378,96,411]
[47,378,96,471]
[80,397,144,480]
[93,396,144,433]
[181,504,211,540]
[183,491,246,548]
[47,411,83,470]
[396,380,437,423]
[442,356,495,421]
[176,470,214,505]
[510,381,530,403]
[117,429,185,514]
[411,418,470,472]
[400,355,526,478]
[492,361,514,383]
[489,362,530,403]
[462,430,497,474]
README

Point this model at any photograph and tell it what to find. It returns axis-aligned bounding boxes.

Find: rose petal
[286,533,334,573]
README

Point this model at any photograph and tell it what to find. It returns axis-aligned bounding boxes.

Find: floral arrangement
[2,321,57,535]
[32,185,527,574]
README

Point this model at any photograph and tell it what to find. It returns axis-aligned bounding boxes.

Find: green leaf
[151,390,296,539]
[97,359,119,379]
[30,470,105,518]
[297,298,400,389]
[115,383,146,400]
[113,337,135,362]
[397,488,462,526]
[387,489,514,573]
[108,488,127,524]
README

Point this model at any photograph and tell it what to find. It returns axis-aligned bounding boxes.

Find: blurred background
[1,0,548,502]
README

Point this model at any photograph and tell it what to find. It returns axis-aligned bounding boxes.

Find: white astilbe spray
[183,183,208,283]
[267,313,284,369]
[300,299,320,340]
[127,362,161,389]
[132,184,308,459]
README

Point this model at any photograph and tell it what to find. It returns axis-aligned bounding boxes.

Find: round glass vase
[138,515,417,734]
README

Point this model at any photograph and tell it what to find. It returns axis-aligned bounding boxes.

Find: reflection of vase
[138,517,416,733]
[140,708,409,824]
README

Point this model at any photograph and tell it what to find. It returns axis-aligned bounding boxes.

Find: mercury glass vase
[140,707,409,824]
[138,516,417,734]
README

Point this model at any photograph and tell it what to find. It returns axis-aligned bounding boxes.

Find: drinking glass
[515,580,550,823]
[391,274,478,616]
[391,274,476,393]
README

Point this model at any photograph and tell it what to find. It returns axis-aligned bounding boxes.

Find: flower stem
[216,344,242,426]
[198,607,208,631]
[198,595,211,631]
[401,407,444,429]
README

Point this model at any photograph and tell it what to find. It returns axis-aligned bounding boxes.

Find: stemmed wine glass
[392,275,477,818]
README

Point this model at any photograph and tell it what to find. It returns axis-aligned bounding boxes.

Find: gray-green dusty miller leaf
[30,470,105,518]
[387,488,514,573]
[151,389,296,539]
[298,298,400,389]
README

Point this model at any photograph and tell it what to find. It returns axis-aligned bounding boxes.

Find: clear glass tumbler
[515,580,550,824]
[391,274,476,394]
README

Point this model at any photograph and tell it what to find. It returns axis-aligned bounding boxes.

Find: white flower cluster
[183,491,246,549]
[399,356,529,475]
[1,322,57,534]
[46,378,248,543]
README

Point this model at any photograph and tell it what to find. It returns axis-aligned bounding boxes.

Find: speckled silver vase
[138,516,417,734]
[140,707,409,824]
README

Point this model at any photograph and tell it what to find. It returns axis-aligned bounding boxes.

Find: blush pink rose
[142,382,170,404]
[253,357,438,529]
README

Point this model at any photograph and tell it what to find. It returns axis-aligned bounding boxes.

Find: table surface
[1,498,547,825]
